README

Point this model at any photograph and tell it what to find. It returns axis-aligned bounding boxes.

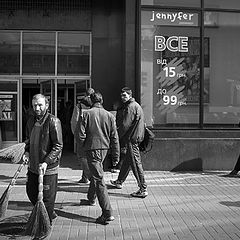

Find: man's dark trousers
[86,149,112,217]
[117,142,147,190]
[26,170,58,223]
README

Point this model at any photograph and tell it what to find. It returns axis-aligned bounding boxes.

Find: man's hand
[23,151,29,159]
[23,152,29,163]
[39,162,48,175]
[112,158,119,167]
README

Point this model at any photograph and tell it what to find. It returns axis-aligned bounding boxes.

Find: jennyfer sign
[142,11,199,26]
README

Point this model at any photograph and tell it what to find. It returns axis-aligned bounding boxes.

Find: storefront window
[204,12,240,127]
[57,32,90,75]
[141,10,200,127]
[0,81,18,142]
[205,0,240,10]
[23,32,55,74]
[0,32,20,74]
[141,0,200,8]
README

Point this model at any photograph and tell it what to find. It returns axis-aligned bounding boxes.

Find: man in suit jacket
[75,91,120,224]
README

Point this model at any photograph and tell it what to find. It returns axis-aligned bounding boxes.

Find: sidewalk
[1,156,240,240]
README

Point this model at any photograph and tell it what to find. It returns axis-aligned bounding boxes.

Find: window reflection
[205,0,240,10]
[204,12,240,126]
[57,32,90,75]
[141,0,200,7]
[23,32,55,74]
[0,32,20,74]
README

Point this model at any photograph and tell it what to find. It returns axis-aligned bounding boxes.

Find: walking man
[71,88,95,184]
[24,94,63,224]
[75,91,120,224]
[110,87,148,198]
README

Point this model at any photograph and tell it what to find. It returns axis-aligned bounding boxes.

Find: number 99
[163,95,178,105]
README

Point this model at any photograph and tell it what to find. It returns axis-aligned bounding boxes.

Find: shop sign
[143,11,199,26]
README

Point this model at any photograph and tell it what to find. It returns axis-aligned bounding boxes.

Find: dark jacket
[75,103,120,164]
[116,98,145,145]
[25,112,63,170]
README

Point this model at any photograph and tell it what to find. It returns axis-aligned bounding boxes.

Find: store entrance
[22,79,90,151]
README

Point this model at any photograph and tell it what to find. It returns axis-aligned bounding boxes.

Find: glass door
[74,79,90,106]
[40,79,57,116]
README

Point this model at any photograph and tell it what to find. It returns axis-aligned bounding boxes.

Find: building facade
[1,0,240,171]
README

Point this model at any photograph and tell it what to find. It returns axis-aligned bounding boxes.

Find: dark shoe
[131,189,148,198]
[110,180,122,189]
[96,215,115,224]
[78,178,90,184]
[80,199,96,206]
[52,211,58,220]
[229,170,238,175]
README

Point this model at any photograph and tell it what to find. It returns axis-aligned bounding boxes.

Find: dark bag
[139,127,155,153]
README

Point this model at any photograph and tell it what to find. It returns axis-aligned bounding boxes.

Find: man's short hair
[86,88,95,96]
[121,87,132,96]
[90,91,103,104]
[32,93,49,105]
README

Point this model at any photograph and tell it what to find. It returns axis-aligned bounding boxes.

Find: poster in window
[155,37,210,104]
[0,95,15,121]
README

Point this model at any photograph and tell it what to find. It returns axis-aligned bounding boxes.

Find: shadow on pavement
[57,185,88,193]
[108,191,131,198]
[220,174,240,178]
[8,200,33,212]
[55,209,96,223]
[0,214,29,238]
[219,201,240,207]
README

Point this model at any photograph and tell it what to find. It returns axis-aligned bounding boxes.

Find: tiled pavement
[1,155,240,239]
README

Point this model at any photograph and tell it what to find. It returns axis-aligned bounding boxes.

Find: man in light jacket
[71,88,94,183]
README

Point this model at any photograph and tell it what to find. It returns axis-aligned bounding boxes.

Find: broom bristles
[25,200,51,239]
[0,143,26,163]
[0,186,11,219]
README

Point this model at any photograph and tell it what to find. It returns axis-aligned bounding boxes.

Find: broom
[25,167,51,239]
[0,143,26,163]
[0,144,28,218]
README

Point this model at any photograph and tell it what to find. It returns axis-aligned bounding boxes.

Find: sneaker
[110,180,122,189]
[111,169,120,173]
[80,199,96,206]
[228,170,238,176]
[78,178,90,184]
[130,189,148,198]
[96,215,115,224]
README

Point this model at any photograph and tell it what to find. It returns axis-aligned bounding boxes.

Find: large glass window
[205,0,240,10]
[58,32,90,75]
[204,12,240,127]
[0,81,18,142]
[1,31,91,76]
[141,10,200,127]
[0,32,20,74]
[23,32,55,74]
[141,0,200,8]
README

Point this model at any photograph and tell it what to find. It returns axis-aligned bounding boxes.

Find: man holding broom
[23,93,63,225]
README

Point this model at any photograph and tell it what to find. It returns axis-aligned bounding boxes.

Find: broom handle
[10,155,28,187]
[38,167,44,201]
